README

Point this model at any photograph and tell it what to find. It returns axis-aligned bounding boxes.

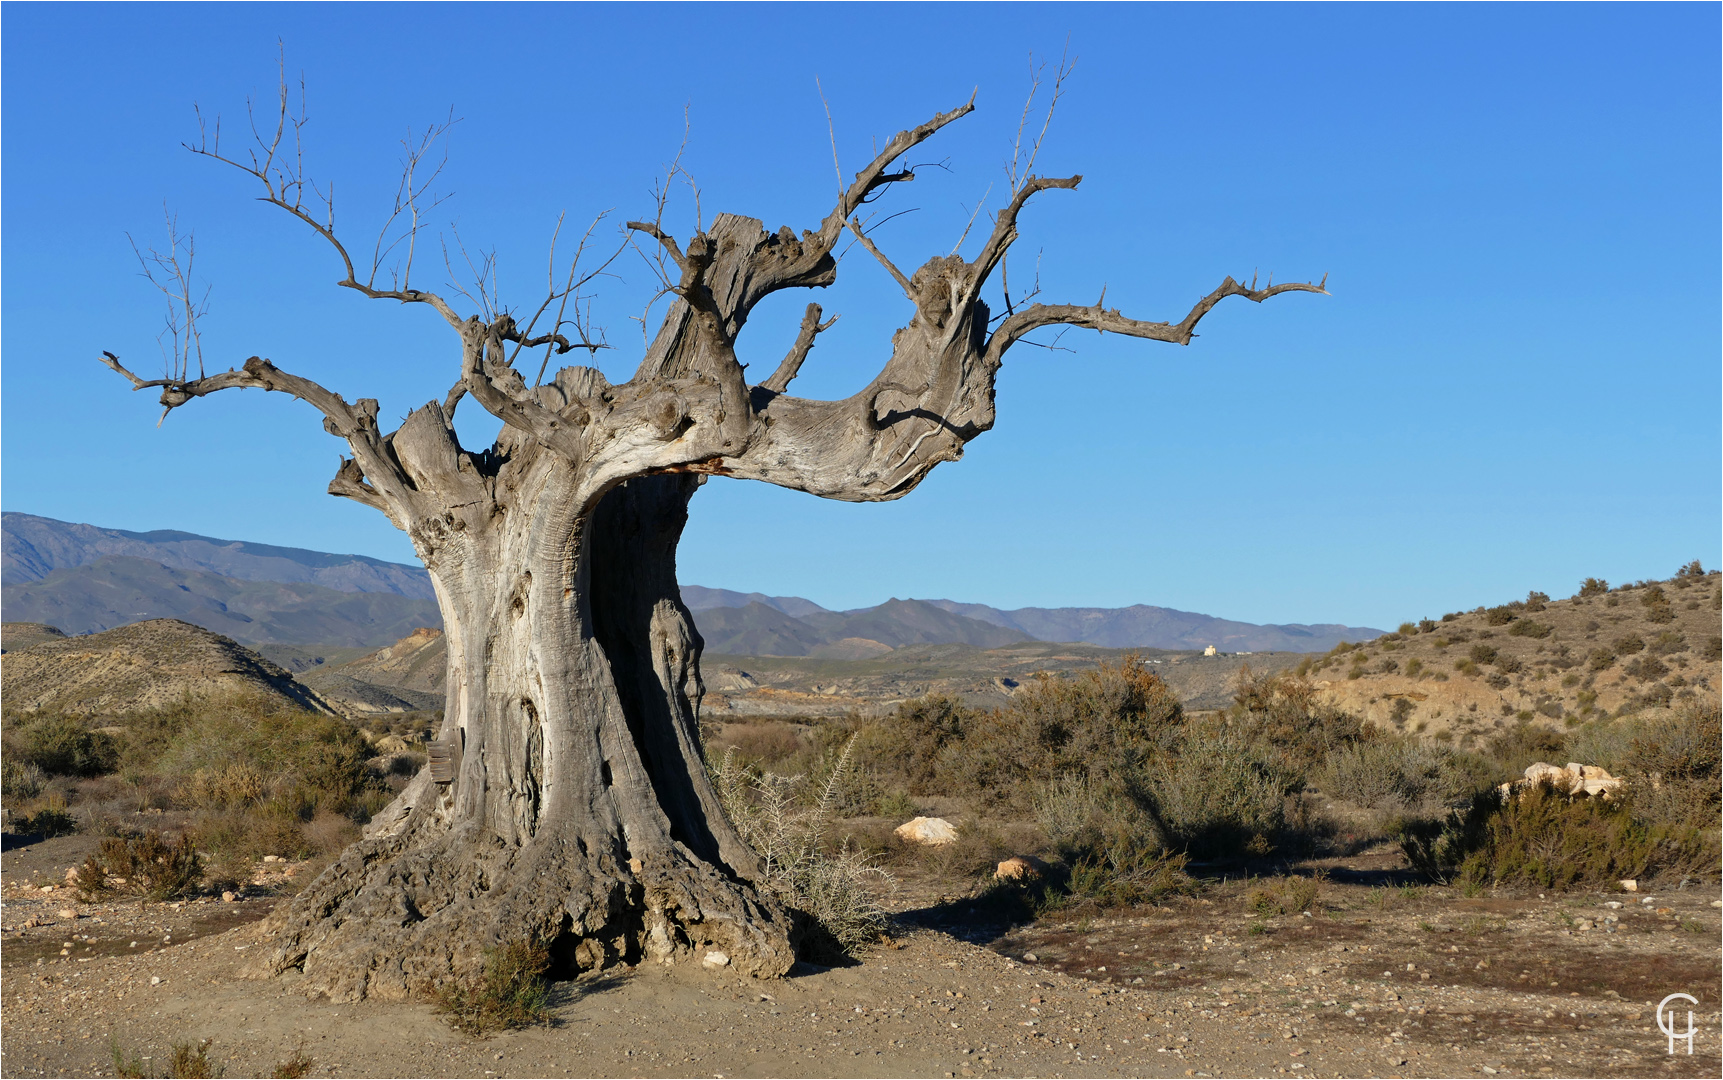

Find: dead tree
[100,81,1323,1002]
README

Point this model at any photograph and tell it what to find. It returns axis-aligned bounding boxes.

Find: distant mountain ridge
[918,599,1381,654]
[1,514,1382,653]
[2,512,434,598]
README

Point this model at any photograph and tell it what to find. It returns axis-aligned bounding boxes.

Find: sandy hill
[297,627,445,715]
[0,619,337,716]
[1,622,67,653]
[1303,569,1721,739]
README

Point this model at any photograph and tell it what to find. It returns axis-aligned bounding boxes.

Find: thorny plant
[714,734,893,954]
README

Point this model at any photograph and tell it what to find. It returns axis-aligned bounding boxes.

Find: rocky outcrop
[1498,761,1625,800]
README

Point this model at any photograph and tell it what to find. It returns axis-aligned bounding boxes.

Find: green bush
[1245,874,1322,915]
[1226,670,1367,776]
[78,830,204,901]
[933,657,1183,810]
[1062,840,1194,909]
[1484,606,1518,626]
[713,737,891,957]
[1315,738,1490,811]
[1399,785,1654,890]
[1578,578,1610,598]
[435,941,553,1036]
[2,715,120,777]
[1486,723,1565,774]
[863,695,975,794]
[1145,724,1298,858]
[1507,620,1551,639]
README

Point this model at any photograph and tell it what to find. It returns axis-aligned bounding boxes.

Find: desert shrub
[1226,670,1367,776]
[1398,785,1652,889]
[708,721,806,768]
[1624,655,1668,681]
[2,714,120,777]
[435,941,552,1036]
[1315,738,1487,811]
[1612,635,1645,656]
[1468,644,1498,665]
[1466,786,1655,889]
[1621,703,1722,858]
[169,1039,221,1079]
[933,657,1182,810]
[1454,658,1478,676]
[270,1050,316,1079]
[1705,637,1723,663]
[14,801,79,838]
[863,695,976,793]
[1245,874,1322,916]
[2,759,47,801]
[1525,591,1550,612]
[1675,560,1706,579]
[1061,840,1193,909]
[713,737,891,956]
[1403,658,1424,678]
[1418,618,1437,633]
[1577,578,1610,598]
[1397,623,1416,636]
[1144,723,1298,858]
[1486,723,1566,774]
[78,830,203,900]
[1587,648,1616,672]
[1645,603,1675,624]
[1648,631,1686,656]
[1507,620,1551,639]
[1032,773,1162,854]
[1484,672,1512,690]
[191,803,311,866]
[1484,606,1518,626]
[1493,653,1524,674]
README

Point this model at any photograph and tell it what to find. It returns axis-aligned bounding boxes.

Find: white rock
[1619,879,1638,892]
[702,951,730,968]
[149,976,161,985]
[893,816,958,845]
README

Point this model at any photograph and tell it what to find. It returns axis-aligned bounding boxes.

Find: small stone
[702,951,730,968]
[1022,953,1038,963]
[57,909,77,919]
[994,856,1045,881]
[221,891,236,903]
[1619,879,1637,892]
[149,976,161,985]
[64,867,79,881]
[262,855,282,863]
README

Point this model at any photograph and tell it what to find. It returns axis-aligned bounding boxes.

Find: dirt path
[4,879,1719,1080]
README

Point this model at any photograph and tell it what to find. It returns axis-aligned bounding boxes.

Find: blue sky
[4,3,1717,629]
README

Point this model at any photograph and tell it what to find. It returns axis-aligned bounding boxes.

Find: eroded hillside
[1300,568,1721,741]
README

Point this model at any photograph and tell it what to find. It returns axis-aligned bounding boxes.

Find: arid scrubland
[3,568,1719,1077]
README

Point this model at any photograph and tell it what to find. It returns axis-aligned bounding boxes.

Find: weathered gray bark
[102,95,1323,1000]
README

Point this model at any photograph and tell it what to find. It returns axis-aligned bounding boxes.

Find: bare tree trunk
[254,468,792,1002]
[105,86,1323,1002]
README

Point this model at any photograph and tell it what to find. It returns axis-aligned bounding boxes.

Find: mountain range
[1,513,1383,653]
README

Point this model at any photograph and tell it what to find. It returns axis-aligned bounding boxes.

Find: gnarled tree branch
[986,275,1329,365]
[757,303,837,394]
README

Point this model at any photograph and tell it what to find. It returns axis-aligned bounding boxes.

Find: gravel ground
[3,837,1718,1078]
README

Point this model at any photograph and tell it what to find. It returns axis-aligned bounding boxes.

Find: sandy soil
[3,837,1719,1079]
